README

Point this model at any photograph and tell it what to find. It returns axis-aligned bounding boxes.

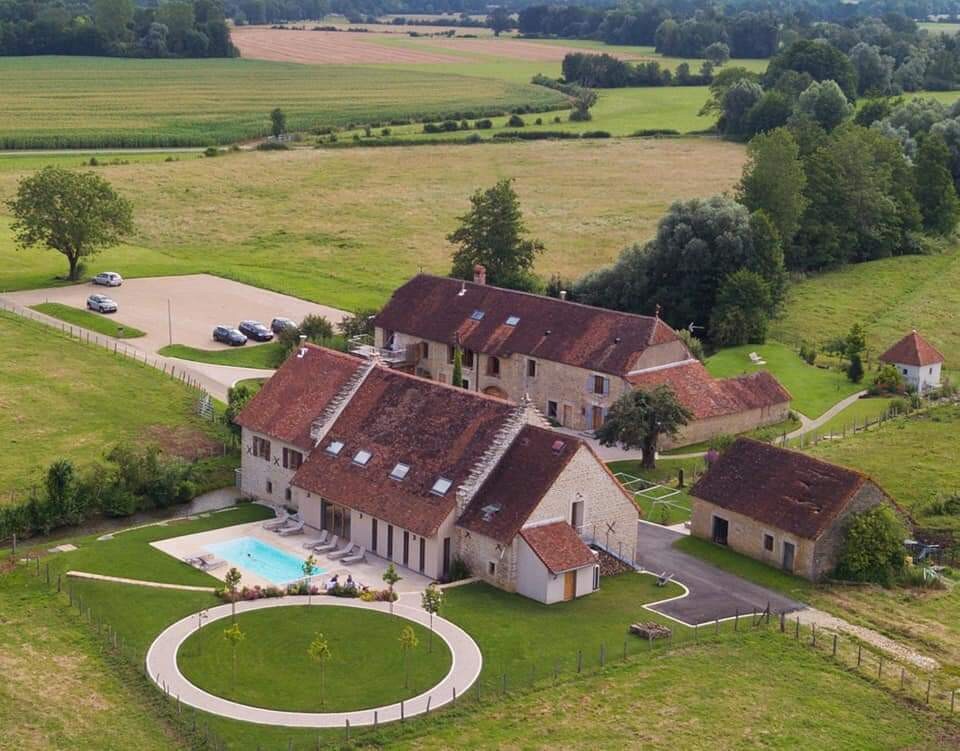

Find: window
[547,400,558,419]
[903,368,908,375]
[487,561,496,576]
[389,462,410,481]
[252,436,271,460]
[353,449,372,466]
[763,533,774,552]
[505,315,520,326]
[470,309,485,321]
[325,440,344,456]
[431,477,453,496]
[593,375,609,395]
[527,359,537,378]
[265,480,273,494]
[282,448,303,470]
[447,345,456,364]
[419,341,429,360]
[463,350,475,368]
[486,356,500,377]
[284,487,292,501]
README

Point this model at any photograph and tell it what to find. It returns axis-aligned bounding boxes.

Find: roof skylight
[470,310,485,321]
[326,441,344,456]
[505,315,520,326]
[389,462,410,481]
[353,449,372,466]
[431,477,453,496]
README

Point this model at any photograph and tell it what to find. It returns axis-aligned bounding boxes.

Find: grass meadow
[32,303,145,338]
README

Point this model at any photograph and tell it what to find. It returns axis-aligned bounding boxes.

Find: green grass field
[179,606,452,712]
[159,342,283,369]
[706,342,862,419]
[0,310,223,498]
[788,396,895,447]
[0,56,564,148]
[771,251,960,373]
[608,457,705,525]
[31,303,145,338]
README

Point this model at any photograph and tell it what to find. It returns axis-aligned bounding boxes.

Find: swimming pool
[206,536,325,586]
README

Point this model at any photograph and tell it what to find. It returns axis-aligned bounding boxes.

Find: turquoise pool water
[207,536,324,586]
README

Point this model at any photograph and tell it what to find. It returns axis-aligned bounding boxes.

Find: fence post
[857,645,862,667]
[926,679,931,704]
[452,686,457,704]
[623,639,628,661]
[952,689,956,713]
[878,656,883,679]
[400,699,404,722]
[600,643,605,667]
[812,623,816,647]
[900,668,905,690]
[345,718,350,742]
[734,608,739,632]
[577,650,583,673]
[779,612,785,633]
[832,634,837,657]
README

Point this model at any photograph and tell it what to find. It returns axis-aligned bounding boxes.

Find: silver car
[93,271,123,287]
[87,294,118,313]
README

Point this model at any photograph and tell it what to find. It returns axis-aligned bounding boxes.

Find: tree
[722,78,764,137]
[307,632,332,707]
[765,39,857,100]
[595,385,692,469]
[795,80,854,132]
[93,0,134,43]
[845,323,867,360]
[569,88,598,122]
[710,269,773,346]
[224,567,242,621]
[452,346,464,388]
[487,7,512,37]
[677,329,704,362]
[225,383,256,436]
[704,41,730,66]
[398,625,419,690]
[836,506,907,585]
[223,622,245,682]
[337,308,378,341]
[302,554,317,605]
[420,584,445,654]
[448,179,544,292]
[848,43,894,95]
[738,128,807,245]
[847,352,864,383]
[382,563,401,615]
[914,132,960,235]
[270,107,286,138]
[7,167,133,281]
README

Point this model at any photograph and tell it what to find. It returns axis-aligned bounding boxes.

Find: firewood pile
[630,622,672,640]
[596,548,633,577]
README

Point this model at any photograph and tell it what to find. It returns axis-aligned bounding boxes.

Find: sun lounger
[315,534,338,553]
[342,545,366,565]
[272,513,302,534]
[327,541,355,560]
[302,531,329,551]
[200,557,226,571]
[262,511,291,531]
[278,520,305,537]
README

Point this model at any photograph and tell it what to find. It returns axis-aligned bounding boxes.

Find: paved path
[145,597,483,727]
[66,571,216,592]
[783,390,868,441]
[636,522,803,626]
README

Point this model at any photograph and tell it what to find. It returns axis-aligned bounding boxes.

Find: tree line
[560,50,715,88]
[0,0,236,57]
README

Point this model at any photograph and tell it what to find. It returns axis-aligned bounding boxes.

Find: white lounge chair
[327,541,354,560]
[278,519,305,536]
[315,534,338,553]
[201,557,227,572]
[262,511,291,531]
[342,545,366,565]
[272,513,302,534]
[302,531,329,551]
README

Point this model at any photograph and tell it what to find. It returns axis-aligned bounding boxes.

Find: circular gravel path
[145,596,483,728]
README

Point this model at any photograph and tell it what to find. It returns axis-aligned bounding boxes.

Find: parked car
[270,317,297,334]
[239,320,274,342]
[86,294,118,313]
[213,325,247,346]
[92,271,123,287]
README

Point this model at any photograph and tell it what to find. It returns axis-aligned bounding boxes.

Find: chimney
[559,290,567,301]
[473,264,487,286]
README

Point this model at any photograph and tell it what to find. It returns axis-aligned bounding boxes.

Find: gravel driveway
[637,522,803,625]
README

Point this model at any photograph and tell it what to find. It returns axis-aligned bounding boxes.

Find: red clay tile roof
[374,274,680,376]
[457,425,582,543]
[291,366,515,538]
[879,330,945,367]
[233,344,363,450]
[520,521,597,574]
[691,438,875,540]
[626,361,791,420]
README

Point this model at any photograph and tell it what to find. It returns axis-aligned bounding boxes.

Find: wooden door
[562,404,572,426]
[782,542,796,573]
[563,570,577,601]
[591,406,604,430]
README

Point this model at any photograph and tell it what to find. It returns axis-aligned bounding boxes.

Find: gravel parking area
[6,274,348,355]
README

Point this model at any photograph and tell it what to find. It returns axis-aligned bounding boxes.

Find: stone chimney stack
[473,264,487,286]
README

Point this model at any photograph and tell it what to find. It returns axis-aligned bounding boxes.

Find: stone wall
[811,482,889,578]
[238,427,304,507]
[660,402,791,450]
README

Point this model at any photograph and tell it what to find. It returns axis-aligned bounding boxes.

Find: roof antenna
[655,304,662,319]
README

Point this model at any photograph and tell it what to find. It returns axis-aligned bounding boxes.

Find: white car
[92,271,123,287]
[87,294,118,313]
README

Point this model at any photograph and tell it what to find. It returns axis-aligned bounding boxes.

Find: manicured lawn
[788,396,895,447]
[706,342,862,419]
[0,138,745,311]
[31,302,146,338]
[608,457,705,524]
[660,414,802,456]
[770,251,960,373]
[179,606,452,712]
[0,310,226,498]
[159,342,283,369]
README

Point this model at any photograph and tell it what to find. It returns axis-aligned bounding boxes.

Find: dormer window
[389,462,410,481]
[505,315,520,326]
[431,477,453,496]
[470,310,485,321]
[325,440,344,456]
[352,449,372,466]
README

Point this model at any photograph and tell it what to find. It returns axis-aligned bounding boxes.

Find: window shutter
[603,377,610,395]
[586,375,594,393]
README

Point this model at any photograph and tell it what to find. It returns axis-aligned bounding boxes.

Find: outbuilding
[690,439,899,581]
[879,330,945,393]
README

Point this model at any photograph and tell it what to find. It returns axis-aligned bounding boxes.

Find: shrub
[203,146,220,157]
[553,116,562,123]
[581,130,611,138]
[448,556,471,582]
[872,364,906,395]
[835,506,907,585]
[707,433,735,453]
[328,583,360,598]
[474,119,492,129]
[460,119,470,130]
[568,109,591,122]
[631,128,680,137]
[465,133,483,143]
[799,342,817,365]
[535,117,543,125]
[380,128,391,136]
[507,114,525,127]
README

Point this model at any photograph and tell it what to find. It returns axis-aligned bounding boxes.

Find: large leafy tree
[710,269,773,346]
[765,39,858,100]
[596,385,692,469]
[836,506,906,585]
[914,132,960,235]
[448,179,544,292]
[7,167,133,281]
[794,80,854,132]
[738,128,808,245]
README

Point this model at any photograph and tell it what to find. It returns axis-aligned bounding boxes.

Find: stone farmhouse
[690,438,900,581]
[234,344,640,604]
[370,269,792,449]
[879,330,945,393]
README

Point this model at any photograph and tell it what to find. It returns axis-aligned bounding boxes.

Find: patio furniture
[327,541,355,560]
[302,530,329,551]
[199,557,227,571]
[262,511,291,531]
[315,534,338,553]
[278,519,305,536]
[342,545,366,565]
